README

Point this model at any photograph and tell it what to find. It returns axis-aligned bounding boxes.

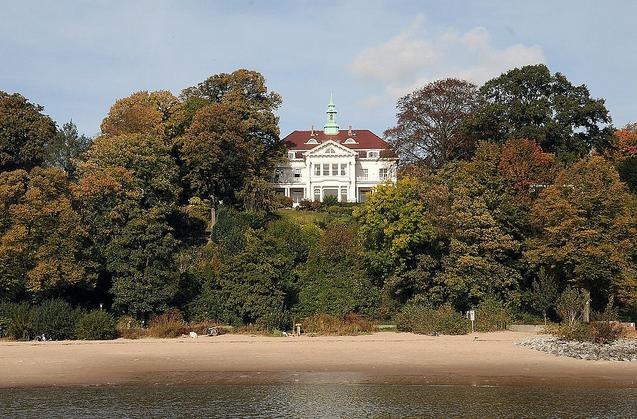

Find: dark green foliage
[296,224,378,318]
[74,310,117,340]
[396,303,470,335]
[466,64,614,161]
[44,121,91,177]
[551,321,625,344]
[3,303,34,340]
[31,299,80,340]
[0,91,57,172]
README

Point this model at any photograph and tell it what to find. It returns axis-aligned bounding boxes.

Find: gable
[306,140,356,157]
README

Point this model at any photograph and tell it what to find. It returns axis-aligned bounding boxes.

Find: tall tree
[525,156,637,311]
[0,91,57,172]
[81,133,181,208]
[466,64,613,161]
[385,78,481,168]
[44,120,91,177]
[0,168,92,301]
[613,126,637,193]
[100,91,185,139]
[179,70,284,228]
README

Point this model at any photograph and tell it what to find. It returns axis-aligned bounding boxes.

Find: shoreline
[1,332,636,389]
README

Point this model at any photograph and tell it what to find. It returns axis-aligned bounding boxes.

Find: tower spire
[324,94,339,135]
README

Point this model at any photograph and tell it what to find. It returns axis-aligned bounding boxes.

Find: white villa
[273,96,398,204]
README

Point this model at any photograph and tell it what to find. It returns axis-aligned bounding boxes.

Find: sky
[1,0,636,138]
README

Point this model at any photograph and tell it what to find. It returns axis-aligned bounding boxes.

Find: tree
[296,224,378,318]
[385,79,481,168]
[498,138,557,197]
[466,65,613,161]
[107,207,180,317]
[178,69,285,229]
[100,91,185,139]
[438,193,521,309]
[0,168,92,301]
[556,287,586,326]
[613,126,637,193]
[525,156,637,311]
[80,133,180,208]
[0,91,57,172]
[44,120,91,177]
[529,268,559,325]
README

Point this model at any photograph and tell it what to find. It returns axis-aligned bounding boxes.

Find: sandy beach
[1,331,636,389]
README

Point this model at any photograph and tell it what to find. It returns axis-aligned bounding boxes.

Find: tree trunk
[543,312,547,326]
[209,194,218,241]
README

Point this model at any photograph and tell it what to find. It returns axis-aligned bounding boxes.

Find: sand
[1,331,636,388]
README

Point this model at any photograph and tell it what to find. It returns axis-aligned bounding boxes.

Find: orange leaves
[499,138,557,194]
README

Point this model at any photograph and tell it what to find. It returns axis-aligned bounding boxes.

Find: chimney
[348,125,353,136]
[311,125,315,136]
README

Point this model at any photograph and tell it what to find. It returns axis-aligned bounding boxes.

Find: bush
[32,299,80,340]
[475,298,512,332]
[147,309,188,338]
[4,303,34,340]
[297,199,321,211]
[396,304,470,335]
[75,311,117,340]
[302,313,375,336]
[116,315,144,339]
[550,321,626,344]
[273,194,294,209]
[322,195,338,207]
[325,205,353,216]
[589,322,625,344]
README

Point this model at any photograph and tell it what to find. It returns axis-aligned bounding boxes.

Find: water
[1,384,636,418]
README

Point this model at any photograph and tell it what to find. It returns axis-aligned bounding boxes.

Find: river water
[1,383,636,418]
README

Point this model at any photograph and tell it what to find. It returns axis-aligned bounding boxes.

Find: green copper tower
[323,93,339,135]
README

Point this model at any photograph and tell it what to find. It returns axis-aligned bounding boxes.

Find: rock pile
[517,337,637,361]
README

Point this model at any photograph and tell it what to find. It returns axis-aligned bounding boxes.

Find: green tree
[296,224,378,318]
[0,91,57,172]
[44,120,91,177]
[466,65,613,161]
[178,70,284,229]
[529,268,559,325]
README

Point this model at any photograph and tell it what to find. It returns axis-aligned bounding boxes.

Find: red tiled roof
[283,129,392,151]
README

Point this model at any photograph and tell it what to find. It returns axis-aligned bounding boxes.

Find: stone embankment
[518,337,637,361]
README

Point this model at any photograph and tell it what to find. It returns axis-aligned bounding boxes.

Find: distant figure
[189,331,198,339]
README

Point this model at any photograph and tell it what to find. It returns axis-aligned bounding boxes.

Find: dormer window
[288,151,296,160]
[306,138,319,144]
[344,138,357,144]
[367,150,379,158]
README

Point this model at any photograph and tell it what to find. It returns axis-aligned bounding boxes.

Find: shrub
[589,322,625,344]
[31,299,80,340]
[475,298,512,332]
[116,315,144,339]
[325,205,353,216]
[550,321,625,344]
[322,195,338,207]
[302,313,375,335]
[147,309,188,338]
[396,304,470,335]
[273,194,294,209]
[75,311,117,340]
[256,310,292,332]
[5,303,34,340]
[297,199,321,211]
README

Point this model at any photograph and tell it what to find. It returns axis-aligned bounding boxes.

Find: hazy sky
[2,1,636,137]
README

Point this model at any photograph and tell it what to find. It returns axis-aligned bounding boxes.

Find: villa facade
[273,96,398,204]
